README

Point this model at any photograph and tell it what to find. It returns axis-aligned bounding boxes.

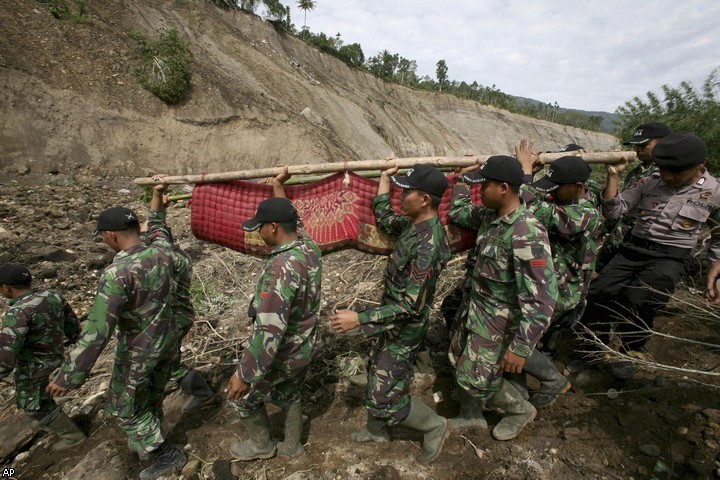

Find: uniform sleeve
[372,193,412,236]
[707,208,720,263]
[236,258,298,384]
[62,297,81,344]
[507,229,558,357]
[53,271,124,389]
[357,248,434,336]
[0,308,27,375]
[602,177,646,220]
[145,209,173,251]
[449,184,484,229]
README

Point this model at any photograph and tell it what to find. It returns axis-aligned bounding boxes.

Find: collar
[269,236,304,257]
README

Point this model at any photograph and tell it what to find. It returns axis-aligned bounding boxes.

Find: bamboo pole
[134,151,636,186]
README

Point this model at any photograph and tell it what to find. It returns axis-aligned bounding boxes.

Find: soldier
[225,175,323,461]
[596,122,671,270]
[46,182,186,480]
[330,164,451,464]
[581,132,720,378]
[140,202,215,413]
[514,140,601,407]
[0,264,85,451]
[448,156,557,440]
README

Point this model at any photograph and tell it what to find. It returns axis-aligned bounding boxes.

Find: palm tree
[297,0,316,38]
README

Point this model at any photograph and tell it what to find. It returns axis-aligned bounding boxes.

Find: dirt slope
[1,0,617,179]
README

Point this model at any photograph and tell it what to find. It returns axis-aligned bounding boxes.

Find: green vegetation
[615,68,720,171]
[129,28,193,104]
[37,0,92,24]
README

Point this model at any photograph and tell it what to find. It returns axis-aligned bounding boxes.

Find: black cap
[0,264,32,286]
[243,197,299,232]
[391,164,449,198]
[462,155,524,186]
[533,156,592,193]
[652,133,708,171]
[560,143,584,152]
[92,207,140,236]
[623,122,672,145]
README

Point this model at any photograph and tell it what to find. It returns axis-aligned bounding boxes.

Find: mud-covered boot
[448,388,487,430]
[506,372,530,401]
[523,350,571,408]
[139,441,187,480]
[277,401,305,458]
[42,407,86,452]
[487,379,537,441]
[230,406,276,461]
[351,412,390,443]
[399,397,451,464]
[179,369,215,412]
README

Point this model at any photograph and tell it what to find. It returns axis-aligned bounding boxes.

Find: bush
[129,28,193,104]
[37,0,92,24]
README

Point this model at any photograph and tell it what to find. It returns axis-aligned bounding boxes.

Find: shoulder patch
[531,259,548,267]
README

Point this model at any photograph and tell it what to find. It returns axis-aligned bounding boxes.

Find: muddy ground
[1,176,720,480]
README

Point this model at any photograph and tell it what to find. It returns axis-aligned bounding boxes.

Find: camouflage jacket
[171,244,195,332]
[450,186,558,358]
[521,185,601,314]
[237,229,322,384]
[54,209,177,389]
[357,193,451,355]
[0,289,79,378]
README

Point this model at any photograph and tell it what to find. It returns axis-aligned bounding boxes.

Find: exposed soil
[0,179,719,480]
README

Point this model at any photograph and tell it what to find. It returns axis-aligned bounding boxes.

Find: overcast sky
[286,0,720,113]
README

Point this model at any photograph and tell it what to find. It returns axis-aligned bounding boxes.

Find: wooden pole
[134,151,636,186]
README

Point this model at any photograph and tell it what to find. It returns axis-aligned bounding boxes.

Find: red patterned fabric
[191,172,483,257]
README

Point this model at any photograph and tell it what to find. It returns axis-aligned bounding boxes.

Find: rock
[13,451,30,464]
[617,413,634,426]
[300,107,325,126]
[704,408,720,423]
[62,440,132,480]
[639,444,661,456]
[0,410,35,462]
[562,427,582,439]
[676,426,689,436]
[181,459,200,477]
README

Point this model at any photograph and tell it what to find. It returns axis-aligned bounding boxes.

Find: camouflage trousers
[109,344,176,455]
[231,368,306,418]
[364,337,420,426]
[168,322,194,387]
[14,368,59,418]
[448,324,503,400]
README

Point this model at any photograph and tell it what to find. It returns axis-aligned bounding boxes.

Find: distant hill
[514,96,619,133]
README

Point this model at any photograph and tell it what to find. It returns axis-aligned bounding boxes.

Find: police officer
[448,156,558,440]
[582,132,720,378]
[47,182,185,480]
[0,264,85,451]
[596,122,672,270]
[515,140,601,407]
[330,163,451,464]
[225,187,322,461]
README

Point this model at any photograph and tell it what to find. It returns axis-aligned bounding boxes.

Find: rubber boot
[506,372,530,400]
[230,406,276,461]
[523,350,571,408]
[448,388,487,430]
[277,401,305,458]
[139,441,187,480]
[486,379,537,441]
[179,369,215,412]
[42,407,86,452]
[351,411,390,443]
[398,397,451,464]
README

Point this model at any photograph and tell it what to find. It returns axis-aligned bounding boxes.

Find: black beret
[0,264,32,286]
[652,133,707,170]
[92,207,140,236]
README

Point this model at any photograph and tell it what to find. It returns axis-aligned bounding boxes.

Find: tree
[297,0,316,38]
[615,68,720,171]
[436,59,448,92]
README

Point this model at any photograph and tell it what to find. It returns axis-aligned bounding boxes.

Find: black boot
[179,369,215,412]
[351,411,390,443]
[277,401,305,458]
[139,442,187,480]
[523,350,570,408]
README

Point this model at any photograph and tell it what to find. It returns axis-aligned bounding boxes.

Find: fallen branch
[134,151,636,185]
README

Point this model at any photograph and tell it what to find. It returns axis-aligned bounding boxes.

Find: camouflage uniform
[521,185,601,316]
[448,186,557,398]
[596,163,658,270]
[167,244,194,385]
[0,289,79,418]
[232,230,322,418]
[357,192,451,425]
[53,209,178,455]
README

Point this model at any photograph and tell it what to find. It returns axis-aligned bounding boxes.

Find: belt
[625,235,692,257]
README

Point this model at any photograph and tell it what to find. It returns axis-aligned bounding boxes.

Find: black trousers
[581,244,688,353]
